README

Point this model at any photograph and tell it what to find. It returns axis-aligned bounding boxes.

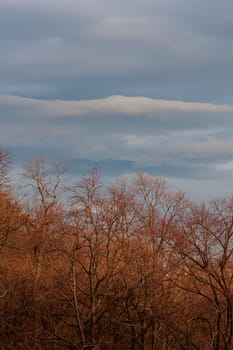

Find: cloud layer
[1,0,233,102]
[1,0,233,199]
[1,94,233,200]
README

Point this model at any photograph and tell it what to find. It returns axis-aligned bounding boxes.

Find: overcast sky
[1,0,233,200]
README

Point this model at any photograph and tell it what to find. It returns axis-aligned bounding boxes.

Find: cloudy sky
[1,0,233,200]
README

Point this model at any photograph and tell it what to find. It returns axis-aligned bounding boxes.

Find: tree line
[0,149,233,349]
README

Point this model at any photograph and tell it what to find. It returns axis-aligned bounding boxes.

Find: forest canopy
[0,149,233,350]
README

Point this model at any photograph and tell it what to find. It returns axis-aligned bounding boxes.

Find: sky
[1,0,233,200]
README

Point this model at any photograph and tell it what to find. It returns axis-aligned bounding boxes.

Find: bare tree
[22,155,67,347]
[0,149,11,189]
[169,197,233,350]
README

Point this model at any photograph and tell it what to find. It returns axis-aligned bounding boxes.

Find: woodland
[0,149,233,350]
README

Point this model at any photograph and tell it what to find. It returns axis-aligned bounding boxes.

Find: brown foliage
[1,153,233,349]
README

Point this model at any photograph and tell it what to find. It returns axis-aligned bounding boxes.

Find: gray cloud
[0,0,233,102]
[1,0,233,199]
[1,95,233,191]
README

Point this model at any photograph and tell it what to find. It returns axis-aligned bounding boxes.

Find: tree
[22,155,67,347]
[0,149,11,189]
[171,197,233,349]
